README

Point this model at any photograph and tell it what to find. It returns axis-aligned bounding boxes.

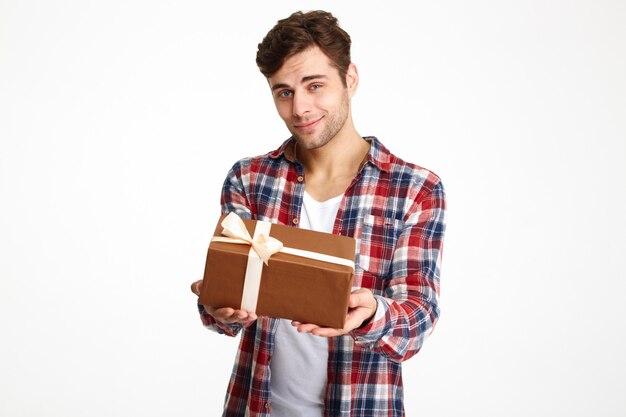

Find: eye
[309,83,322,91]
[277,90,292,99]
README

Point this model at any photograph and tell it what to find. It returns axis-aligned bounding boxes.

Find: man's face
[268,46,355,150]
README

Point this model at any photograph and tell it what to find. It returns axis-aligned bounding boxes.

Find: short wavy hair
[256,10,352,86]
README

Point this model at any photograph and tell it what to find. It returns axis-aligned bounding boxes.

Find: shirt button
[292,218,299,225]
[297,175,304,182]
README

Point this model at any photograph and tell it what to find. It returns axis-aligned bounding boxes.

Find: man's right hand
[190,279,258,324]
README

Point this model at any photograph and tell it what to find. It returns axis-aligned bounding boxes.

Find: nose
[291,91,311,118]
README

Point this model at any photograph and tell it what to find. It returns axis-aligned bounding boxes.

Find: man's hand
[190,279,258,324]
[292,288,378,337]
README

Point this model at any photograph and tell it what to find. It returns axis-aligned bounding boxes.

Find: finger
[219,309,257,324]
[296,323,320,334]
[349,291,364,308]
[349,294,359,308]
[311,327,344,337]
[212,307,235,321]
[232,311,257,324]
[343,313,365,332]
[349,289,373,308]
[190,280,203,296]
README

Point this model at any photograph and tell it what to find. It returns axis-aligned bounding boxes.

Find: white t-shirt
[269,191,344,417]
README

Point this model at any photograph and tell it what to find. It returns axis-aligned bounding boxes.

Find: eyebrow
[270,74,328,91]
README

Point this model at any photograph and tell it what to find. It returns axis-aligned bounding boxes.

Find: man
[191,10,446,417]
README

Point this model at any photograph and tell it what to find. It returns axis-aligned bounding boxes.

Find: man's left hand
[292,288,377,337]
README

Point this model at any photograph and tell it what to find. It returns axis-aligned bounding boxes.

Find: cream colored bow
[211,212,283,265]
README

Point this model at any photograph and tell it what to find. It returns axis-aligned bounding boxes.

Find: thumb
[349,289,372,308]
[190,280,203,296]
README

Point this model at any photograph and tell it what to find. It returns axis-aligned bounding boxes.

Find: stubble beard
[291,91,350,151]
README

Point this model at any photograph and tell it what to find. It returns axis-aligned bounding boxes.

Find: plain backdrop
[1,1,625,416]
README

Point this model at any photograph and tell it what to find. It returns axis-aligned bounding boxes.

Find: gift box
[200,213,356,328]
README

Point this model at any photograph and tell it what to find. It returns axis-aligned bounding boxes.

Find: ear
[346,63,359,98]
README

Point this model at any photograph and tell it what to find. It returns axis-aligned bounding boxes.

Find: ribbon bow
[213,212,283,265]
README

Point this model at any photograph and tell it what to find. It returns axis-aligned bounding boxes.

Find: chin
[294,135,330,151]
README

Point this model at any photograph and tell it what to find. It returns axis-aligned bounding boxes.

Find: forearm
[350,281,439,362]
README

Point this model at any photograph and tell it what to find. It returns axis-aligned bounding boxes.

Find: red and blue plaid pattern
[199,136,446,416]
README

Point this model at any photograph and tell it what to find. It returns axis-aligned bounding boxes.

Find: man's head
[256,10,352,86]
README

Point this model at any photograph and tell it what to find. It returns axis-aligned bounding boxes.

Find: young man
[191,10,446,417]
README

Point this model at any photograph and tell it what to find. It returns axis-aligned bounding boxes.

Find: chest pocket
[355,214,404,278]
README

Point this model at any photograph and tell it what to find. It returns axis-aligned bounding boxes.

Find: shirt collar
[268,138,297,162]
[269,136,391,173]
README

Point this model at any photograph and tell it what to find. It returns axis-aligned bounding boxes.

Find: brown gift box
[200,215,356,328]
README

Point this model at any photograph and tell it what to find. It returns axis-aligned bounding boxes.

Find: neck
[295,121,370,202]
[297,123,367,179]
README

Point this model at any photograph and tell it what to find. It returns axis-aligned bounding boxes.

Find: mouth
[294,116,323,131]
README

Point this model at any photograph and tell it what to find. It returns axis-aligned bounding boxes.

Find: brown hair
[256,10,352,85]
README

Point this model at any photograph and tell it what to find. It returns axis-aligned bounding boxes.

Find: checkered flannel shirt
[199,136,446,417]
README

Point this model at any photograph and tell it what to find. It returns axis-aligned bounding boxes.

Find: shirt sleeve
[350,178,446,363]
[197,160,255,336]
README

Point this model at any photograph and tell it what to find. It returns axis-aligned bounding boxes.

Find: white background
[1,1,625,416]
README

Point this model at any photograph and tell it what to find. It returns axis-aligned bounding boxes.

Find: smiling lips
[294,116,323,131]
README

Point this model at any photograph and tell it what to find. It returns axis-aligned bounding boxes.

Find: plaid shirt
[199,137,446,417]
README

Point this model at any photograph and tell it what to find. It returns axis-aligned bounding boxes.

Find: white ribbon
[211,212,355,312]
[211,212,283,265]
